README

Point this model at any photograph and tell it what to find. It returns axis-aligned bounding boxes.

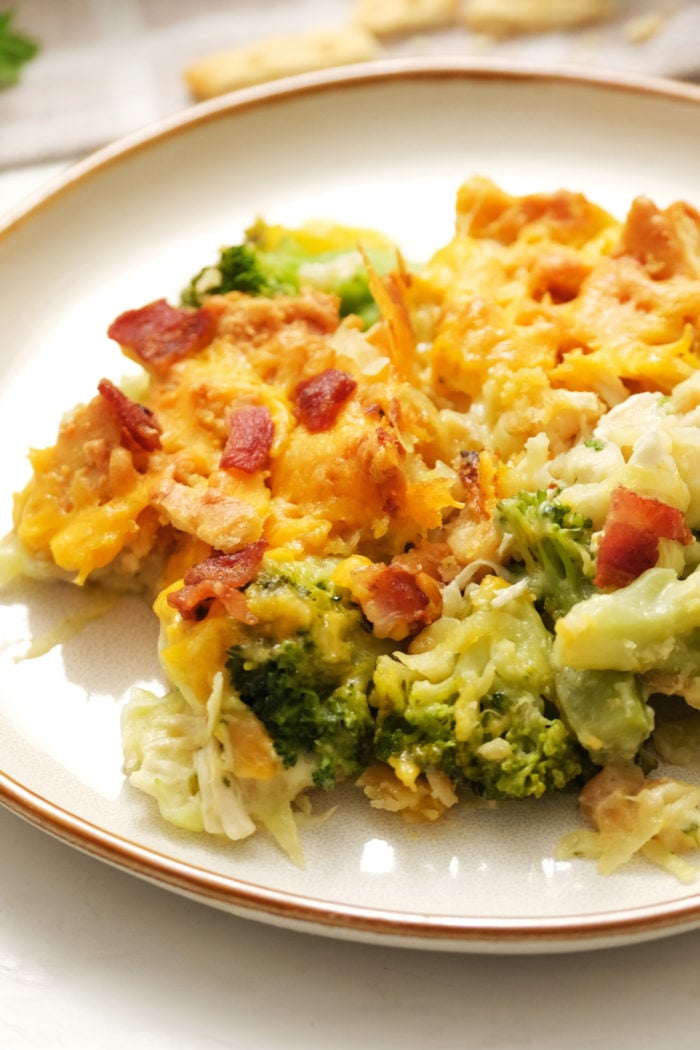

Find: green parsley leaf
[0,10,39,89]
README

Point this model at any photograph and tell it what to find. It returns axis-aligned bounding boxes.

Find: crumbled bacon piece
[97,378,162,451]
[107,298,216,372]
[595,486,693,589]
[595,522,658,590]
[349,562,443,641]
[167,540,267,621]
[220,405,274,473]
[293,368,357,433]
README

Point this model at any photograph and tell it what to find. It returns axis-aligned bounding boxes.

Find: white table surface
[3,798,700,1050]
[3,795,699,1050]
[4,3,700,1042]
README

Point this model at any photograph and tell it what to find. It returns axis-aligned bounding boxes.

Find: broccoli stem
[553,666,654,765]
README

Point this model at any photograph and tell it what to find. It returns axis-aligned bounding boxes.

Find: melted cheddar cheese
[17,177,700,594]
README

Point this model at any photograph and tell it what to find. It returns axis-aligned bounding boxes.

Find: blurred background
[2,0,700,172]
[4,5,700,1050]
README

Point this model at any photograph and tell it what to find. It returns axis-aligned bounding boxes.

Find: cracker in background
[185,25,382,101]
[352,0,459,36]
[463,0,615,36]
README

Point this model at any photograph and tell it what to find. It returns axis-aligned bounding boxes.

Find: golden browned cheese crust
[14,178,700,596]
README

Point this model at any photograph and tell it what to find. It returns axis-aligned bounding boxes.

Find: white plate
[3,59,700,955]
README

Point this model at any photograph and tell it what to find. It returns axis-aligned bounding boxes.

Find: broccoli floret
[495,497,659,764]
[553,666,654,766]
[181,243,298,305]
[226,559,390,790]
[464,692,588,799]
[373,690,583,801]
[370,576,586,801]
[553,566,700,674]
[551,565,700,754]
[181,220,398,327]
[496,489,595,625]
